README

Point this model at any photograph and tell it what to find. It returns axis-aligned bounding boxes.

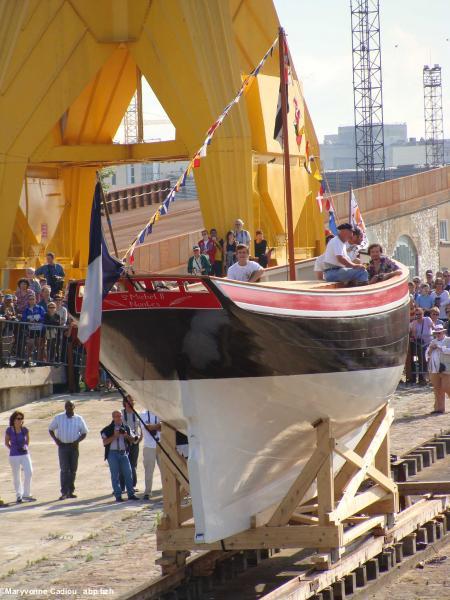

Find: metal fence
[0,320,85,369]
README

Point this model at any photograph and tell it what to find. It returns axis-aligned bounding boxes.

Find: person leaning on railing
[43,302,60,363]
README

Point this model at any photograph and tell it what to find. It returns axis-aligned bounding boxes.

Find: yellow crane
[0,0,324,288]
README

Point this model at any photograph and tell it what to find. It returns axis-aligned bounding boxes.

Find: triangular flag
[328,210,338,236]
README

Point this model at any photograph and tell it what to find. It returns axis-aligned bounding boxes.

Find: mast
[348,183,353,224]
[278,27,296,281]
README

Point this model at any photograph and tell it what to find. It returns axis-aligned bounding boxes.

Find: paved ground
[0,392,163,599]
[1,384,450,599]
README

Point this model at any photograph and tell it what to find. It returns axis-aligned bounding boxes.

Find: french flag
[78,182,123,389]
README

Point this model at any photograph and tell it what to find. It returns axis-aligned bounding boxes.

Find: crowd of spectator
[406,268,450,413]
[0,253,70,367]
[187,219,273,279]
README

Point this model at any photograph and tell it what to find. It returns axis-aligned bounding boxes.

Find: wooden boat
[69,28,410,545]
[68,265,409,542]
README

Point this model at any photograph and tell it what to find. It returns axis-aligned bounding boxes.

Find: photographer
[120,395,142,492]
[101,410,139,502]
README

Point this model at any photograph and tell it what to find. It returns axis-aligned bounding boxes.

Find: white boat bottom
[120,366,402,542]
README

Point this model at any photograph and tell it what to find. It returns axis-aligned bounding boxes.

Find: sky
[127,0,450,145]
[275,0,450,142]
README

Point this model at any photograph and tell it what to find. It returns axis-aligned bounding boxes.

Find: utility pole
[423,65,444,167]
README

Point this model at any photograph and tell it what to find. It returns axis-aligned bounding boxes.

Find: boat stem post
[278,27,296,281]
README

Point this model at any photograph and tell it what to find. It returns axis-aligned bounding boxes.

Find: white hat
[434,324,445,334]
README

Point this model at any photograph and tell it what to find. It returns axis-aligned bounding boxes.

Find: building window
[128,164,135,185]
[111,173,116,186]
[439,220,448,242]
[393,235,418,278]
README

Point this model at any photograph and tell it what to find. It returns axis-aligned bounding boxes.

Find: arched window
[393,235,418,278]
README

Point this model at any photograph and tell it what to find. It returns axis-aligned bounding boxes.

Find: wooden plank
[261,536,385,600]
[333,405,390,500]
[316,419,335,526]
[266,446,328,527]
[335,486,389,521]
[158,425,181,529]
[289,513,319,525]
[333,409,393,521]
[157,524,343,551]
[159,450,190,491]
[397,481,450,494]
[342,515,385,545]
[386,498,449,543]
[334,443,397,493]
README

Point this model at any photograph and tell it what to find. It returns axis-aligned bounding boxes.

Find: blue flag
[328,210,338,236]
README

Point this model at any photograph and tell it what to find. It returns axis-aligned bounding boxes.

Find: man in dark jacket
[101,411,140,502]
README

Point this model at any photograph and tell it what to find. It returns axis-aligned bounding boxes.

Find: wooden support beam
[290,513,319,525]
[342,515,385,545]
[158,443,189,491]
[266,445,329,527]
[336,486,389,521]
[333,405,391,500]
[157,523,343,551]
[397,481,450,494]
[333,406,395,522]
[316,419,335,525]
[334,443,397,493]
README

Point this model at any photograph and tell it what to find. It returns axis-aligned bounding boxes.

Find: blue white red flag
[78,182,123,389]
[328,210,338,236]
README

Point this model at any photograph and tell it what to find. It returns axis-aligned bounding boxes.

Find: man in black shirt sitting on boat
[323,223,369,286]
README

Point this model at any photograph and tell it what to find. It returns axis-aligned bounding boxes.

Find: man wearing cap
[187,245,212,276]
[426,324,450,413]
[322,223,369,285]
[21,293,46,364]
[233,219,251,246]
[347,227,364,263]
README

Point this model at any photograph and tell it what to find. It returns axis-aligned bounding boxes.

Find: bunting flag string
[123,35,279,263]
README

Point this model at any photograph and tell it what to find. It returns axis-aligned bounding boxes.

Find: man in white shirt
[314,234,334,280]
[226,244,264,282]
[347,227,364,262]
[140,409,161,500]
[49,400,88,500]
[323,223,368,285]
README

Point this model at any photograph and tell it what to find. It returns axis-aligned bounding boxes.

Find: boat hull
[69,272,410,542]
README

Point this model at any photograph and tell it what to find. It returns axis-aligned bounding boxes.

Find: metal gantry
[423,65,444,167]
[350,0,385,187]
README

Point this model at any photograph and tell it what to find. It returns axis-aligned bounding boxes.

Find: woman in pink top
[15,278,31,316]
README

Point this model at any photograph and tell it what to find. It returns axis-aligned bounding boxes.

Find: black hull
[99,300,410,382]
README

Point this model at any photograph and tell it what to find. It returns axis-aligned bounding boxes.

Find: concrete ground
[0,391,163,598]
[1,384,450,599]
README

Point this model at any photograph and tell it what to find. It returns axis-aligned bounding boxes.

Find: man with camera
[101,410,140,502]
[120,395,142,492]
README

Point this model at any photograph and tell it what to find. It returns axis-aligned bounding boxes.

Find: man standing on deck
[323,223,369,286]
[48,400,88,500]
[226,244,264,283]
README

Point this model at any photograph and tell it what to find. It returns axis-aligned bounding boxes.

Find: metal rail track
[119,430,450,600]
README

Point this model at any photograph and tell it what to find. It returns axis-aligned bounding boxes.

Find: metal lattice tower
[350,0,385,187]
[123,69,144,144]
[423,65,444,167]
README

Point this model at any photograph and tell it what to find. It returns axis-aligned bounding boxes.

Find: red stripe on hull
[215,279,408,312]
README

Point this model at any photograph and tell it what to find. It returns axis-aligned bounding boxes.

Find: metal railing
[0,320,85,369]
